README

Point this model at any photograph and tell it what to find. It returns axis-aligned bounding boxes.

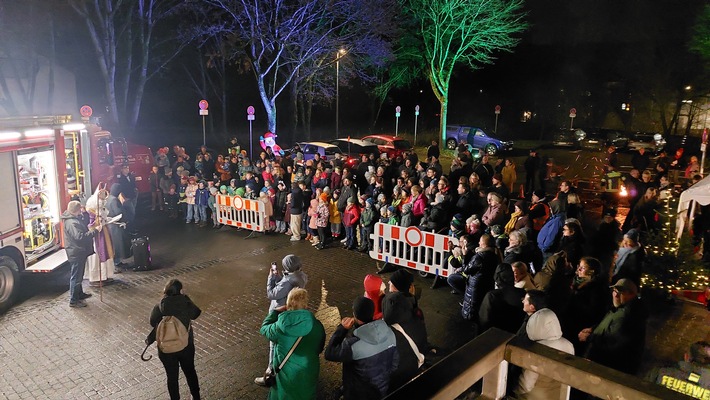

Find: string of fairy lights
[640,187,710,293]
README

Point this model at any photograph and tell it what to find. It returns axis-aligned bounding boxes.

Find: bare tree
[197,0,397,141]
[69,0,186,134]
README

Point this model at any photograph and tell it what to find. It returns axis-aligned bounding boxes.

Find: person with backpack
[149,279,202,400]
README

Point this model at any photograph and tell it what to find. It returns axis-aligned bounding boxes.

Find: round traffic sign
[570,108,577,115]
[80,105,93,118]
[199,99,209,110]
[404,227,423,247]
[415,105,420,112]
[495,105,501,112]
[247,106,255,115]
[395,106,401,113]
[233,195,244,210]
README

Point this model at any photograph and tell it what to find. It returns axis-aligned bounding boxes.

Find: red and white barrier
[368,223,458,277]
[216,194,266,232]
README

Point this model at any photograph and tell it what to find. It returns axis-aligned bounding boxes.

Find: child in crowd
[307,198,319,244]
[273,181,289,233]
[400,202,414,227]
[363,274,385,320]
[342,197,361,250]
[330,190,342,239]
[315,193,330,250]
[185,177,198,224]
[228,179,238,195]
[258,191,274,232]
[208,187,219,228]
[195,180,210,227]
[384,205,399,226]
[359,198,377,253]
[165,185,179,219]
[178,176,188,217]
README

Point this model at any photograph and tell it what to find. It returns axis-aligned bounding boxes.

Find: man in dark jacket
[381,269,429,392]
[289,184,305,241]
[478,263,526,334]
[117,164,138,233]
[61,201,97,308]
[579,278,648,375]
[325,296,399,399]
[523,149,541,195]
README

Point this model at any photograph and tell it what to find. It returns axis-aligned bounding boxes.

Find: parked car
[295,141,342,165]
[361,134,413,160]
[328,139,380,167]
[578,130,607,151]
[551,128,585,148]
[626,131,666,153]
[445,125,513,155]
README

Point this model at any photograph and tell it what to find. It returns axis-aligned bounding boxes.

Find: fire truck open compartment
[17,147,61,259]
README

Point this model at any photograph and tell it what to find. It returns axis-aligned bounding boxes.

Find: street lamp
[336,48,346,138]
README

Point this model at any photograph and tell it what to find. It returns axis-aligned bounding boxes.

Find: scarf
[505,210,522,234]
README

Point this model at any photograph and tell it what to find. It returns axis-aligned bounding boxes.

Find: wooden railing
[385,328,688,400]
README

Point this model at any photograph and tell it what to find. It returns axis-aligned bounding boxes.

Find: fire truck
[0,115,154,312]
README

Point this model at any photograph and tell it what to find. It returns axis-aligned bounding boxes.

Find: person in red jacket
[343,197,361,250]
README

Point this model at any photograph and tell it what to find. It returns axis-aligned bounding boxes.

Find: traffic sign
[395,106,401,113]
[80,105,93,118]
[569,108,577,118]
[495,105,501,113]
[199,109,209,116]
[415,105,420,116]
[703,128,708,144]
[247,106,255,115]
[199,99,209,110]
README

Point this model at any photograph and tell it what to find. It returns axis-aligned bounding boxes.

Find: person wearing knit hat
[388,269,414,293]
[450,214,465,235]
[235,187,246,198]
[255,254,309,386]
[324,295,398,398]
[363,275,385,320]
[319,193,329,202]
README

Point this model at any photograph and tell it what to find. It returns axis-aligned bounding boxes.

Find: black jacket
[149,294,202,347]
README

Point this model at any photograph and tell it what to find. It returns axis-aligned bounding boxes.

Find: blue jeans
[69,258,87,303]
[345,226,356,248]
[198,205,207,222]
[186,204,197,222]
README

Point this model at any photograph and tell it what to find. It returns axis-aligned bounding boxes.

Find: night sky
[13,0,706,149]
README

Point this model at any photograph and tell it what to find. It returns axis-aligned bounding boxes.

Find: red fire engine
[0,115,153,312]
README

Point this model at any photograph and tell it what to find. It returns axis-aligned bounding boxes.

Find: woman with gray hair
[255,254,308,386]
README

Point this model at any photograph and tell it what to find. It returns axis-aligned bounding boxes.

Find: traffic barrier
[216,194,266,232]
[368,222,458,277]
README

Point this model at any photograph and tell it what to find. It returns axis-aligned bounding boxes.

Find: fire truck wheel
[417,271,431,278]
[0,256,19,313]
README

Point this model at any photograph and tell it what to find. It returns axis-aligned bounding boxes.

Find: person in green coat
[260,288,326,400]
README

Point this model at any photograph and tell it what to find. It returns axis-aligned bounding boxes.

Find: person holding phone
[255,254,308,386]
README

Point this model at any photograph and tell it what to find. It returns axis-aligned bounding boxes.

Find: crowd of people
[63,135,708,398]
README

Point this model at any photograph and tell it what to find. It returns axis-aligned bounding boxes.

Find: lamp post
[336,48,346,138]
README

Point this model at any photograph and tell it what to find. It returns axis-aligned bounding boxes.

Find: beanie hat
[334,189,341,196]
[323,186,331,194]
[490,225,503,236]
[451,214,465,230]
[366,198,375,206]
[401,202,413,213]
[347,197,355,204]
[532,189,546,199]
[389,269,413,293]
[219,185,227,192]
[319,193,328,202]
[246,182,257,192]
[352,296,375,323]
[209,187,218,195]
[235,187,246,197]
[387,205,396,213]
[377,193,386,202]
[282,254,302,273]
[492,173,503,182]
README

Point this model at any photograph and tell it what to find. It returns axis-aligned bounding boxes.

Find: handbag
[264,336,303,387]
